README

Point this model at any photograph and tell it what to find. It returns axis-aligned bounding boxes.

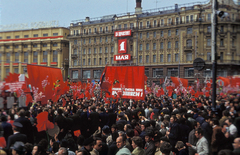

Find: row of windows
[139,40,192,50]
[0,33,59,39]
[72,70,102,79]
[73,57,113,66]
[139,53,192,63]
[1,43,58,49]
[73,46,115,54]
[0,51,58,63]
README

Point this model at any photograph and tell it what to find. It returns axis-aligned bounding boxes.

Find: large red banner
[114,30,132,37]
[104,66,145,100]
[27,64,64,104]
[118,39,127,53]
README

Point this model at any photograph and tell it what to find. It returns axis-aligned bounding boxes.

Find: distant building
[68,0,240,84]
[0,27,69,81]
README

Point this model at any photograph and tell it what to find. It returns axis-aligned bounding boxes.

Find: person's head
[11,141,25,155]
[195,128,204,139]
[32,145,38,155]
[93,137,102,152]
[225,118,233,126]
[175,141,185,151]
[145,130,154,143]
[233,138,240,150]
[57,147,68,155]
[160,141,172,155]
[170,115,177,124]
[83,137,94,151]
[116,136,126,149]
[124,124,131,132]
[131,136,143,149]
[221,123,229,134]
[126,129,134,138]
[111,124,117,133]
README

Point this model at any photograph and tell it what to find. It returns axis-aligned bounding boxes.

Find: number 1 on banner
[120,42,125,51]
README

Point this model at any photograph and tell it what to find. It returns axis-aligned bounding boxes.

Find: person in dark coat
[144,130,155,155]
[107,109,116,128]
[166,115,180,153]
[99,107,108,128]
[116,112,128,126]
[178,118,191,144]
[89,106,100,135]
[7,122,27,149]
[201,115,212,144]
[1,115,13,143]
[80,106,90,138]
[175,141,188,155]
[55,109,67,141]
[14,109,33,144]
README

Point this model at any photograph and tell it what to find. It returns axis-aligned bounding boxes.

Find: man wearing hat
[7,122,27,149]
[11,141,25,155]
[80,137,94,155]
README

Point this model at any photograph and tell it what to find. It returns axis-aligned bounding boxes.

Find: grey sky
[0,0,213,27]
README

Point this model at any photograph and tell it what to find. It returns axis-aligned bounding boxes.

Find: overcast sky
[0,0,236,28]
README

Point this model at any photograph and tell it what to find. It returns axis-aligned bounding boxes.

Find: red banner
[118,39,127,53]
[27,64,64,104]
[114,54,131,61]
[114,30,131,37]
[104,66,145,100]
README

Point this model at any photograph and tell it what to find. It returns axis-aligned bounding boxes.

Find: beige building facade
[68,0,240,84]
[0,27,69,81]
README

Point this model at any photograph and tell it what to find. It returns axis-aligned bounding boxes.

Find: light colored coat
[192,136,209,155]
[116,146,131,155]
[132,147,145,155]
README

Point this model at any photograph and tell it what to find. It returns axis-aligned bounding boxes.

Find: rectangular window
[94,58,96,65]
[88,48,91,54]
[88,58,91,65]
[73,49,77,54]
[89,38,91,43]
[184,67,194,77]
[161,19,164,26]
[160,54,163,62]
[83,48,86,54]
[7,36,11,39]
[175,41,179,48]
[220,26,224,33]
[24,52,28,63]
[15,53,19,62]
[207,39,211,46]
[111,46,114,53]
[53,50,58,62]
[207,14,211,21]
[111,57,113,64]
[145,68,149,77]
[130,23,134,29]
[186,16,189,23]
[220,52,223,61]
[153,68,163,78]
[6,53,10,63]
[160,42,164,49]
[167,54,171,62]
[146,55,149,63]
[232,39,235,47]
[168,42,171,49]
[139,55,142,63]
[95,28,97,33]
[89,29,91,34]
[111,36,114,42]
[147,32,149,38]
[153,43,156,50]
[207,52,211,61]
[5,68,10,75]
[190,15,193,22]
[153,31,156,38]
[94,48,97,54]
[176,17,179,24]
[33,34,38,37]
[83,39,86,44]
[99,47,102,53]
[220,39,224,46]
[33,51,38,63]
[153,55,156,63]
[124,24,127,29]
[168,18,172,25]
[118,25,121,30]
[15,45,19,48]
[111,26,114,32]
[83,70,90,79]
[154,20,157,27]
[83,59,85,65]
[207,26,211,33]
[72,70,78,79]
[24,35,29,38]
[140,22,143,29]
[146,43,149,50]
[203,69,212,77]
[94,38,97,43]
[105,26,108,32]
[140,44,143,51]
[100,37,102,42]
[168,30,171,36]
[175,53,179,62]
[53,33,58,36]
[43,33,48,37]
[140,33,142,39]
[147,21,150,28]
[99,58,102,65]
[187,27,192,34]
[43,44,47,47]
[167,68,178,77]
[15,35,19,39]
[105,37,108,42]
[161,31,163,37]
[186,52,192,61]
[42,51,47,62]
[94,70,101,79]
[105,58,108,64]
[176,29,179,35]
[53,43,58,47]
[84,29,86,34]
[105,47,108,53]
[14,68,19,74]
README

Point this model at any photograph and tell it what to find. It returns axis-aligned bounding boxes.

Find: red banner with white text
[104,66,145,100]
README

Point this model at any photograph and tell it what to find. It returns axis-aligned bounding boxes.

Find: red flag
[170,77,179,87]
[179,78,188,87]
[36,111,54,132]
[218,76,230,86]
[74,130,81,137]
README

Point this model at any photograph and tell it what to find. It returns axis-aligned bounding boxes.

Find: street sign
[193,58,205,71]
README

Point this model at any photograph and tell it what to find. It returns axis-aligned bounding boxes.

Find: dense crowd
[0,93,240,155]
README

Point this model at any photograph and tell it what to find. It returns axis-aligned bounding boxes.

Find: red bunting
[36,111,54,132]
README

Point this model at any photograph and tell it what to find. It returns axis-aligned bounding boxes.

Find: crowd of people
[0,92,240,155]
